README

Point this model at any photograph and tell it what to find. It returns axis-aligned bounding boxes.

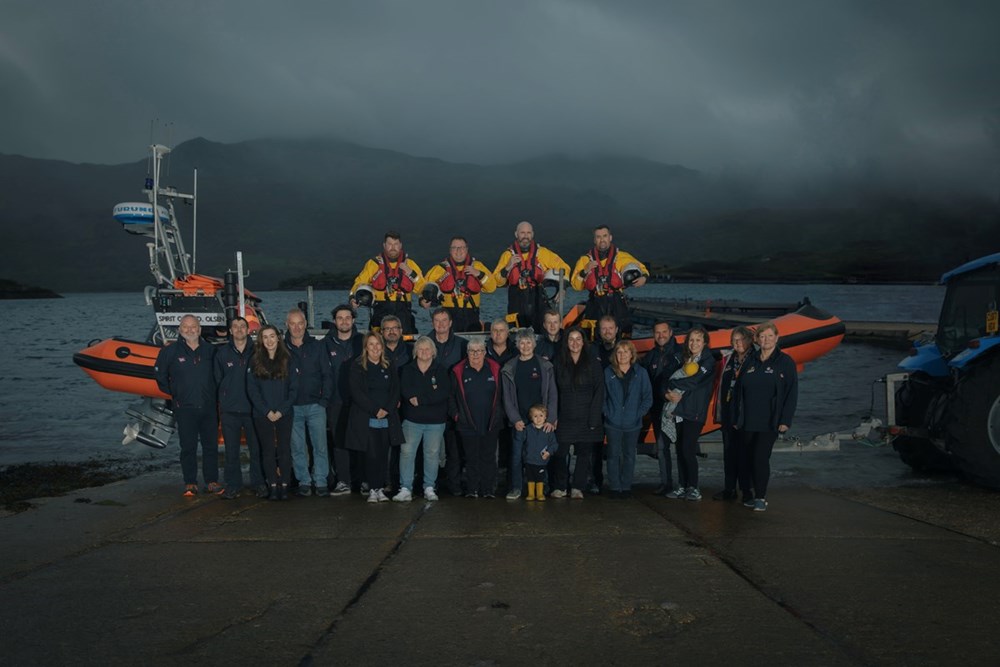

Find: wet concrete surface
[2,443,999,666]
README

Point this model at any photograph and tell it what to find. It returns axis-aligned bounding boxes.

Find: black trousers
[364,428,392,490]
[175,406,220,486]
[220,411,264,489]
[459,431,498,495]
[675,419,703,489]
[583,292,632,336]
[506,285,547,333]
[720,426,751,495]
[744,430,779,499]
[447,306,482,333]
[254,414,292,486]
[590,442,605,489]
[443,428,463,495]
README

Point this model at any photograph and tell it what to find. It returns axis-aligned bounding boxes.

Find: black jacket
[325,329,364,403]
[214,341,254,413]
[154,338,216,409]
[736,348,798,432]
[247,365,298,417]
[554,356,605,443]
[640,338,682,411]
[431,332,468,370]
[346,359,404,450]
[400,360,452,424]
[285,333,334,407]
[450,358,503,434]
[668,350,717,424]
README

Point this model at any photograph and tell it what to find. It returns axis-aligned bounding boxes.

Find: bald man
[493,221,571,333]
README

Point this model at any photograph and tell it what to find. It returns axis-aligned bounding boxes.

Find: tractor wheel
[892,436,954,472]
[945,354,1000,488]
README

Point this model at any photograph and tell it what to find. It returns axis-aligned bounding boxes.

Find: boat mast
[146,144,195,285]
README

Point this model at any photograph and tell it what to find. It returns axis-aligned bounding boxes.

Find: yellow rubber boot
[537,483,546,501]
[526,482,536,501]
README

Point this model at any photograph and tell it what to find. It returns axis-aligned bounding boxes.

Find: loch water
[0,283,944,466]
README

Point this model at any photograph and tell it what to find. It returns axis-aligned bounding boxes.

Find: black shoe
[268,485,279,501]
[713,490,737,501]
[279,485,289,501]
[221,488,240,500]
[255,484,270,499]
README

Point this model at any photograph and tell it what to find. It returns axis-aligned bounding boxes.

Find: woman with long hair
[602,339,652,498]
[736,322,798,512]
[552,327,605,499]
[713,326,754,502]
[663,327,716,501]
[347,331,404,503]
[247,325,298,501]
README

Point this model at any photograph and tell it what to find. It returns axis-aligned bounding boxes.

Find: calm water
[0,284,944,465]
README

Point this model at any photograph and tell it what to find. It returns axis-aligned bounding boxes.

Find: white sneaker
[367,489,379,504]
[376,488,390,502]
[550,489,567,499]
[393,488,413,502]
[423,487,439,502]
[505,488,521,500]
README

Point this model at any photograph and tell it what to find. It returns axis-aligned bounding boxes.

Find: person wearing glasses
[420,236,496,333]
[379,315,412,369]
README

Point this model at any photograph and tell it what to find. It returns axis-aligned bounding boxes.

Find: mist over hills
[1,137,997,292]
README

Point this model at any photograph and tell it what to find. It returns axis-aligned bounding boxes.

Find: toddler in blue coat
[517,404,559,501]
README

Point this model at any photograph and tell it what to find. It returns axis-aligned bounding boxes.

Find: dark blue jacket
[431,332,468,371]
[517,426,559,466]
[325,329,364,403]
[154,338,216,409]
[400,360,452,424]
[736,348,798,432]
[536,333,562,363]
[247,365,298,417]
[285,333,334,407]
[450,358,503,434]
[668,350,717,424]
[214,341,254,413]
[640,338,682,411]
[603,365,653,431]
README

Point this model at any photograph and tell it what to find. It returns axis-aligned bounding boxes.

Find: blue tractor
[885,252,1000,486]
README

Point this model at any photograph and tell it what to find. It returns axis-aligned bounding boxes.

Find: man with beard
[493,221,570,332]
[591,315,621,369]
[325,304,364,495]
[571,225,648,336]
[640,321,683,495]
[351,231,424,334]
[154,314,219,496]
[421,237,496,333]
[379,315,412,369]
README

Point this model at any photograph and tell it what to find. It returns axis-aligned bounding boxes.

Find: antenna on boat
[192,168,198,274]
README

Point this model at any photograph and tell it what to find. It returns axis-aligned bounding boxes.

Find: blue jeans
[400,420,445,490]
[606,427,639,492]
[510,428,526,492]
[290,403,329,487]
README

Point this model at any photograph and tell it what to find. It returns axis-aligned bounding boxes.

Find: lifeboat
[561,301,846,444]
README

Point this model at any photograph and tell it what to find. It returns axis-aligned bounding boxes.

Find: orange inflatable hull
[73,338,169,400]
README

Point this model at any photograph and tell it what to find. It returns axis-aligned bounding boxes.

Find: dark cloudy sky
[2,1,999,191]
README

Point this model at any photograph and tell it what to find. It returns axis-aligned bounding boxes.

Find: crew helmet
[421,283,442,306]
[621,263,643,287]
[353,285,374,308]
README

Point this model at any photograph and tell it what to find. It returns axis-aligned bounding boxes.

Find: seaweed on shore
[0,461,139,513]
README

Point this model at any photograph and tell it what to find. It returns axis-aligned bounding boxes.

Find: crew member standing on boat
[571,225,649,336]
[154,314,221,497]
[214,316,265,499]
[285,308,334,497]
[351,231,425,335]
[421,237,496,333]
[492,221,571,332]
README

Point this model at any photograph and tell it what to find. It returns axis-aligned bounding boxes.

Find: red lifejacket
[369,252,414,299]
[437,257,482,298]
[583,245,625,295]
[506,242,546,288]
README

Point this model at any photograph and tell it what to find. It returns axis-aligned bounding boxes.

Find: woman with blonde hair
[347,332,404,503]
[602,340,652,498]
[664,327,716,501]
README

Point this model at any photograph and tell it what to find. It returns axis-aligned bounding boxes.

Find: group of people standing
[153,221,797,510]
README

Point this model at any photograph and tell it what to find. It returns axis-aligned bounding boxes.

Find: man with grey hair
[285,308,334,497]
[451,337,503,497]
[501,329,558,499]
[154,314,220,496]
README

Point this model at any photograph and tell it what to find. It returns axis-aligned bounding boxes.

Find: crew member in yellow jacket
[351,231,425,334]
[421,236,496,333]
[492,221,571,333]
[570,225,648,336]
